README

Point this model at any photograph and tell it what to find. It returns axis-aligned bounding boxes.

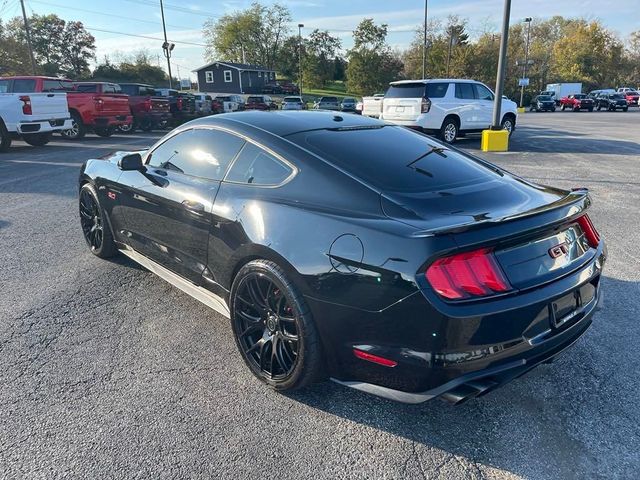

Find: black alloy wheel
[230,260,323,390]
[79,184,116,258]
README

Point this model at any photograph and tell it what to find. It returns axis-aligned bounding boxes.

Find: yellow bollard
[481,129,509,152]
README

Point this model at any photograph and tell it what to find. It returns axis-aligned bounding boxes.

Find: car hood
[380,173,576,234]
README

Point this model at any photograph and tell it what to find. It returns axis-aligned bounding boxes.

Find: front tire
[501,115,515,136]
[439,117,459,144]
[0,121,12,152]
[230,260,324,391]
[94,127,114,138]
[23,132,51,146]
[79,183,117,258]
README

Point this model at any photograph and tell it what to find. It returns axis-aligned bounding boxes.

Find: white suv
[380,79,518,144]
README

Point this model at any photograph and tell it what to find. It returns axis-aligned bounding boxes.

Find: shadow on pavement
[286,275,639,478]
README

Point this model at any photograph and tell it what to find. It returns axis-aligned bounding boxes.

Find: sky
[1,0,639,80]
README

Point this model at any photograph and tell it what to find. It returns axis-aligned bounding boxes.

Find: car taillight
[93,96,104,110]
[421,97,431,113]
[19,96,32,115]
[177,97,183,110]
[426,248,511,300]
[577,214,600,248]
[143,98,152,111]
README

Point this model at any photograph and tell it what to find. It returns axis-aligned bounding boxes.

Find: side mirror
[118,153,144,171]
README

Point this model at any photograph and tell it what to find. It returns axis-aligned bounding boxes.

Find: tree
[0,20,31,75]
[5,14,95,77]
[202,2,291,69]
[302,29,341,88]
[92,51,168,85]
[346,19,403,95]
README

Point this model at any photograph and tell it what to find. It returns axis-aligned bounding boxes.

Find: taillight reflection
[426,248,511,300]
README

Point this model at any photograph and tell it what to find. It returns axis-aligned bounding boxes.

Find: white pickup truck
[360,93,384,118]
[0,92,72,151]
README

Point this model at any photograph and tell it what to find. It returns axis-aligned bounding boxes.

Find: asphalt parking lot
[1,110,639,479]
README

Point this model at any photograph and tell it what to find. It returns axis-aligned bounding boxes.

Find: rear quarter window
[288,126,498,193]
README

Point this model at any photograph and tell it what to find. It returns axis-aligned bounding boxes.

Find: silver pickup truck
[0,91,72,151]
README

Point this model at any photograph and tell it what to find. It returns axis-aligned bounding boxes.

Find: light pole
[422,0,428,79]
[519,17,532,108]
[159,0,174,88]
[298,23,304,96]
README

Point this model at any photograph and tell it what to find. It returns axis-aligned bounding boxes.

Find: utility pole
[446,29,456,77]
[421,0,428,79]
[159,0,174,88]
[519,17,532,108]
[298,23,304,96]
[20,0,37,74]
[491,0,512,129]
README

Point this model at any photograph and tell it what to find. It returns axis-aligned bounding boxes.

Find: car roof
[187,110,383,137]
[390,78,477,85]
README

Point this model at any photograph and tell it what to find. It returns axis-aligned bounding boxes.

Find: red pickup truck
[0,77,132,139]
[118,83,171,133]
[559,93,594,111]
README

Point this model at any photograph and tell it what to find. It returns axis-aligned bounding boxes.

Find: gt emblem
[107,191,117,200]
[548,242,569,259]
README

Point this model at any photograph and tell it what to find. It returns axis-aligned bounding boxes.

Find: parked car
[381,79,517,144]
[280,82,299,94]
[78,110,606,404]
[213,95,241,113]
[587,89,615,100]
[595,93,628,111]
[313,96,340,110]
[155,89,197,125]
[529,94,556,112]
[244,95,277,111]
[281,96,306,110]
[361,94,384,118]
[340,97,357,112]
[618,90,639,106]
[210,97,224,114]
[0,86,72,151]
[118,83,170,132]
[262,82,283,94]
[0,77,132,139]
[193,93,213,115]
[559,94,594,111]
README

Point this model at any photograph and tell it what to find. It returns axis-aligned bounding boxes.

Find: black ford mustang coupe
[79,111,606,404]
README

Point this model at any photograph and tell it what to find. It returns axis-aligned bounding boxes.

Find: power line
[28,0,196,31]
[122,0,221,18]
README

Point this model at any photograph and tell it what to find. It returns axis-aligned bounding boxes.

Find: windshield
[320,97,338,102]
[386,82,449,99]
[284,97,302,103]
[611,94,624,99]
[574,94,586,99]
[538,95,551,101]
[288,126,498,193]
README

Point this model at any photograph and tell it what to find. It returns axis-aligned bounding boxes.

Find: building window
[258,71,262,78]
[224,70,232,83]
[205,71,214,83]
[270,72,274,80]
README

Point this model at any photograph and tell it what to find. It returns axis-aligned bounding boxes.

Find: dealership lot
[1,111,639,479]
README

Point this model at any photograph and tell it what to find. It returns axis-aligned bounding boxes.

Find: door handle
[181,200,205,213]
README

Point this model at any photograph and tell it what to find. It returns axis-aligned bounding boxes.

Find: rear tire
[0,121,11,152]
[623,107,628,112]
[61,112,86,140]
[118,122,135,134]
[23,132,51,146]
[230,260,324,391]
[439,117,459,144]
[94,127,114,137]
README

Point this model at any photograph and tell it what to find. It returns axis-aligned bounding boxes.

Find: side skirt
[119,247,230,318]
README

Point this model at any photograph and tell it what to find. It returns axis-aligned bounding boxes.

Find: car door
[117,127,245,283]
[453,82,480,130]
[474,83,495,128]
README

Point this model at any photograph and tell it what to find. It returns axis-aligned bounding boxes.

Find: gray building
[193,61,276,94]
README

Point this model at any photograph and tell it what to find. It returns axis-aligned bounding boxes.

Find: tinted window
[104,84,120,94]
[119,85,136,95]
[537,95,551,101]
[574,94,586,99]
[12,79,36,92]
[386,83,425,98]
[148,128,245,180]
[611,94,624,99]
[247,96,263,103]
[0,80,8,93]
[284,97,302,103]
[226,143,293,185]
[75,84,98,93]
[43,79,74,91]
[425,83,449,98]
[288,126,498,193]
[455,83,475,99]
[474,84,494,101]
[321,97,338,102]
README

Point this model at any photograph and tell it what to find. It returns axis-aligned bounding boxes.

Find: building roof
[193,61,274,73]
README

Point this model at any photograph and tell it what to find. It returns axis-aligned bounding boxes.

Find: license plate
[395,106,405,113]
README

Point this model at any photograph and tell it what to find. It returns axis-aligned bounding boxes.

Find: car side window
[148,128,245,181]
[455,83,476,100]
[474,84,494,101]
[225,143,293,186]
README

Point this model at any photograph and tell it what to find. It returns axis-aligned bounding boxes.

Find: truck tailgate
[28,92,70,119]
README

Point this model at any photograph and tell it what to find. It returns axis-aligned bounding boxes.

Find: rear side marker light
[353,349,397,367]
[426,248,511,300]
[577,214,600,248]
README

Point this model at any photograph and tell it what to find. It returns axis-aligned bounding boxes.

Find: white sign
[518,78,530,87]
[180,78,191,88]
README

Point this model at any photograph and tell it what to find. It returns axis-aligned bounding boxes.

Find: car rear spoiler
[410,188,591,238]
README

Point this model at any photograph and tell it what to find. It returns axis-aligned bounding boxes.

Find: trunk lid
[382,97,422,121]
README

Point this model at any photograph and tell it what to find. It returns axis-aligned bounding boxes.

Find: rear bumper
[14,117,72,134]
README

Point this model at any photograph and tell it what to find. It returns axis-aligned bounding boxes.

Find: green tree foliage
[5,14,95,77]
[0,20,31,75]
[302,30,342,88]
[346,19,403,95]
[203,2,291,69]
[92,51,169,86]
